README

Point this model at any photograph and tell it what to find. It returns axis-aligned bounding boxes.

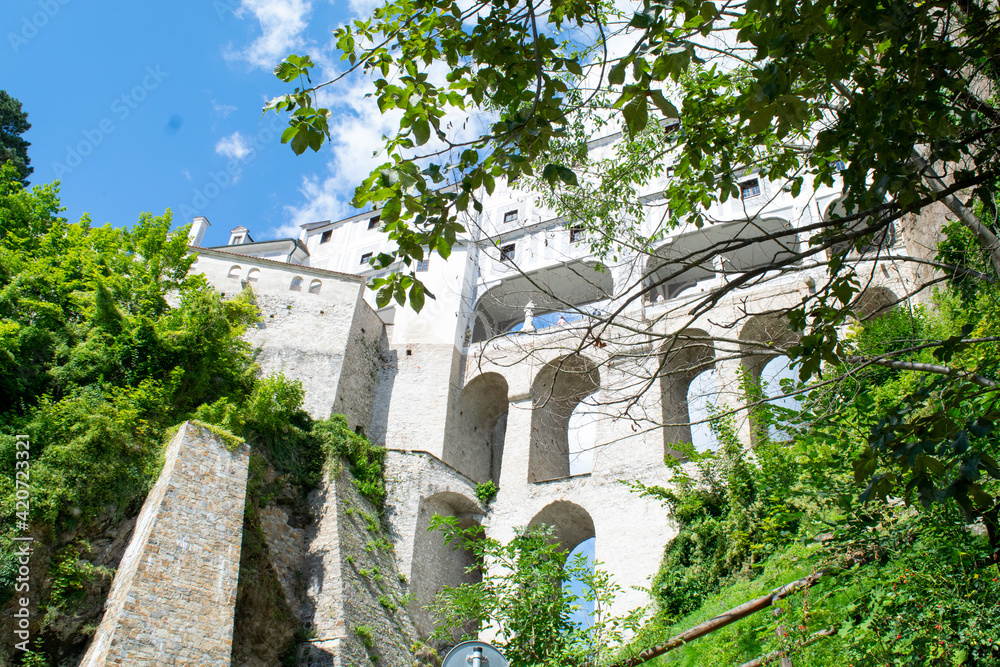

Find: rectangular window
[569,227,585,243]
[500,243,515,262]
[740,178,761,199]
[320,230,332,244]
[415,259,430,272]
[360,252,373,265]
[368,215,381,230]
[503,210,518,224]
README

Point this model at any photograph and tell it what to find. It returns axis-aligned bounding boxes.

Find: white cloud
[270,61,491,239]
[182,168,192,181]
[215,132,253,161]
[227,0,313,70]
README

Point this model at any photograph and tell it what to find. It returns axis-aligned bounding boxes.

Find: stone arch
[739,314,799,443]
[308,279,322,295]
[246,268,260,283]
[823,198,896,257]
[529,355,600,483]
[227,265,242,279]
[853,285,899,322]
[659,330,716,456]
[444,372,509,485]
[410,491,483,638]
[290,276,304,291]
[470,261,613,342]
[738,314,798,386]
[527,500,596,553]
[643,218,797,302]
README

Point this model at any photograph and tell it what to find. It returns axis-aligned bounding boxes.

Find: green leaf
[747,108,772,134]
[608,61,627,86]
[409,281,425,312]
[648,90,679,118]
[290,129,309,156]
[542,163,560,186]
[556,166,578,186]
[622,97,648,138]
[413,117,431,146]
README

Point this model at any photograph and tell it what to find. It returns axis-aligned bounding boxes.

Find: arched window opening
[853,286,899,322]
[824,200,897,258]
[410,492,483,639]
[567,400,598,475]
[565,536,596,628]
[739,315,798,444]
[443,373,509,485]
[529,355,600,483]
[289,276,304,291]
[246,268,260,283]
[528,501,596,554]
[470,261,613,343]
[308,279,322,294]
[659,331,715,458]
[760,356,797,441]
[528,502,598,628]
[227,265,242,279]
[686,368,720,452]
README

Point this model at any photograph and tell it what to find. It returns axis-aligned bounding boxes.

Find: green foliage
[636,284,1000,666]
[271,0,1000,322]
[314,415,387,508]
[354,624,375,648]
[428,517,642,666]
[47,542,110,611]
[475,479,498,505]
[0,92,32,185]
[0,165,361,666]
[640,407,802,621]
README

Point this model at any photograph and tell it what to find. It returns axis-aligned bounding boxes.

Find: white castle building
[186,130,934,655]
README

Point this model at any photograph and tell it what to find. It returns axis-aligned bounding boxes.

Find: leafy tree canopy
[269,0,1000,567]
[267,0,1000,306]
[0,91,32,186]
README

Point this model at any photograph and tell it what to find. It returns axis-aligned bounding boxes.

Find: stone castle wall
[263,466,417,667]
[80,423,250,667]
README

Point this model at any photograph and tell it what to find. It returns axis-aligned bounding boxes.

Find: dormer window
[320,230,332,244]
[569,227,585,243]
[500,243,515,262]
[740,178,761,199]
[228,227,253,245]
[368,215,381,230]
[503,210,518,224]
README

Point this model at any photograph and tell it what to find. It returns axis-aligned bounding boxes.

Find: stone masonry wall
[80,422,250,667]
[269,466,416,667]
[333,294,388,434]
[244,289,364,421]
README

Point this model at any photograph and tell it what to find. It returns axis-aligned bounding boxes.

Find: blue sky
[1,0,394,248]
